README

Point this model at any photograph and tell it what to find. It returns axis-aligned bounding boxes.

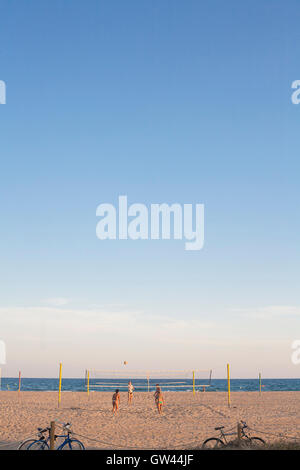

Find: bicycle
[26,423,85,450]
[202,421,265,449]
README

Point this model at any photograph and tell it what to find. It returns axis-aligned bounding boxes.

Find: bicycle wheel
[59,438,85,450]
[27,440,49,450]
[202,438,225,449]
[248,437,265,448]
[18,439,36,450]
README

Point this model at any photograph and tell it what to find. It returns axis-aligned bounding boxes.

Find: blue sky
[0,0,299,377]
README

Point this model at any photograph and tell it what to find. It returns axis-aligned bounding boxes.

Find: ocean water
[1,377,300,392]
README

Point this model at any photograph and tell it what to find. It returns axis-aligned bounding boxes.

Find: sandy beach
[0,391,300,449]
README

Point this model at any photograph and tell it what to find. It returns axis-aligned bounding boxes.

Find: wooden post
[50,421,56,450]
[58,362,62,407]
[237,421,242,446]
[227,363,231,407]
[259,372,262,395]
[18,371,21,393]
[192,371,195,395]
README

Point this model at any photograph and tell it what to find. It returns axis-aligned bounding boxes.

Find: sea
[1,378,300,392]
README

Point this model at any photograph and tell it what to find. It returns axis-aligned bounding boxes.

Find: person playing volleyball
[154,384,160,404]
[156,389,164,414]
[112,389,120,414]
[154,385,164,414]
[128,381,134,405]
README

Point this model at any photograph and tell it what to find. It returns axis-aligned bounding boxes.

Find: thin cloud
[0,305,216,345]
[43,298,70,307]
[231,305,300,318]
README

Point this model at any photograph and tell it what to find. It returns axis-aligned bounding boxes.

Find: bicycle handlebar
[62,422,72,432]
[38,427,50,434]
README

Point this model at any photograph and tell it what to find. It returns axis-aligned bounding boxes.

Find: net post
[227,363,231,407]
[193,370,195,395]
[58,362,62,408]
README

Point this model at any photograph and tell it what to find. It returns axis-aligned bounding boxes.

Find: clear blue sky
[0,0,299,377]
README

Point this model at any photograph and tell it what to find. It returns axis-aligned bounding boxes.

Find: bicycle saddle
[215,426,225,430]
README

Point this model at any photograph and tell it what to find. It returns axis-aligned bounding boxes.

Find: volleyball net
[86,369,213,392]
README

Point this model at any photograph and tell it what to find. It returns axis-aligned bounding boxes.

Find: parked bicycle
[202,421,265,449]
[20,423,85,450]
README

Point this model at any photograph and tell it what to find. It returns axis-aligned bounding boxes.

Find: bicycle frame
[218,429,237,444]
[56,432,73,450]
[219,424,251,443]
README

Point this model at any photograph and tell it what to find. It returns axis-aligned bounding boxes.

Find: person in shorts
[128,380,134,405]
[112,389,120,414]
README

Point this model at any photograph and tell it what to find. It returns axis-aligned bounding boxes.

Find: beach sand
[0,391,299,449]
